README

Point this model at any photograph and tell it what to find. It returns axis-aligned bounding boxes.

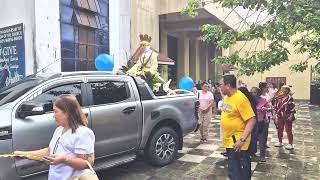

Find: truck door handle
[122,107,136,114]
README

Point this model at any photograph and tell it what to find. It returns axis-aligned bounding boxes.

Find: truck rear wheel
[145,127,179,167]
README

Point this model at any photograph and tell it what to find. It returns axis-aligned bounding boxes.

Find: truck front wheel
[145,127,179,167]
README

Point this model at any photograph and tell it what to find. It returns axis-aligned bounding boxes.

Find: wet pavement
[97,102,320,179]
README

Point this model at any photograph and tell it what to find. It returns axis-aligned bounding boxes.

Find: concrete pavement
[98,102,320,179]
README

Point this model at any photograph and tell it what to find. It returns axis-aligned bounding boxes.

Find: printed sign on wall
[0,23,25,89]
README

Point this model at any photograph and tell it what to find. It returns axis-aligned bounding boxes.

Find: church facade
[130,1,315,101]
[0,0,130,81]
[130,0,244,86]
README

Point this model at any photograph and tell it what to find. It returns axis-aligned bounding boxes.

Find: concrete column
[160,30,168,56]
[177,35,190,81]
[208,44,216,81]
[110,0,131,72]
[215,48,223,82]
[159,30,169,81]
[189,39,196,81]
[194,39,201,81]
[199,42,208,81]
[208,62,216,81]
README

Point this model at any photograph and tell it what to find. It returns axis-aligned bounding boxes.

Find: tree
[182,0,320,76]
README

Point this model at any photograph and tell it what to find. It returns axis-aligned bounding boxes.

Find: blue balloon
[179,76,194,91]
[95,54,114,71]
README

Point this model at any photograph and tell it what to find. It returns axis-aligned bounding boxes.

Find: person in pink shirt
[251,87,271,162]
[260,82,274,148]
[197,82,214,143]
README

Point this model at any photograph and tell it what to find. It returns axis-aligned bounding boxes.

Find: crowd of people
[11,75,296,180]
[193,75,296,180]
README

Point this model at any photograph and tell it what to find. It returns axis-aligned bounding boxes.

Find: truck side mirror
[17,102,45,119]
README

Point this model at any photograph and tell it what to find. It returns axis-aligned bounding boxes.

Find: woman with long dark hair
[259,82,273,148]
[251,87,271,162]
[213,84,222,110]
[15,95,96,180]
[238,86,258,157]
[238,87,257,115]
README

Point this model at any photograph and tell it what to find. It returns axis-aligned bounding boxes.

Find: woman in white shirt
[198,82,214,143]
[15,95,95,180]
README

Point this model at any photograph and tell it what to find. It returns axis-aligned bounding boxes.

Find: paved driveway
[98,102,320,180]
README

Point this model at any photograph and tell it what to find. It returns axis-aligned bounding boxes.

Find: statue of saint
[127,34,171,93]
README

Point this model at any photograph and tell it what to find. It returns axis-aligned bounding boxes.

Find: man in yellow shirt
[220,75,256,180]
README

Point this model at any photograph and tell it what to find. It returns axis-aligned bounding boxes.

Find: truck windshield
[0,75,46,106]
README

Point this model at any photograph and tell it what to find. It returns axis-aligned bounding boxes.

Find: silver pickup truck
[0,71,198,180]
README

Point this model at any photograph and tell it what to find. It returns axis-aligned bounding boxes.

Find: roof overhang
[130,46,175,66]
[160,8,234,38]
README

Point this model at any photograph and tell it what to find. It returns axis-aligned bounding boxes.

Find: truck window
[0,78,44,106]
[90,81,129,105]
[31,83,82,107]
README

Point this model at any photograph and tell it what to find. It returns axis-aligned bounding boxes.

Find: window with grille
[60,0,109,72]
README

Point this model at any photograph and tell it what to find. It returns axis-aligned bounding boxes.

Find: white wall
[0,0,36,76]
[109,0,131,72]
[34,0,61,73]
[1,0,131,74]
[131,0,160,52]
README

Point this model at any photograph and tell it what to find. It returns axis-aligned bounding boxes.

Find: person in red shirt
[274,86,296,150]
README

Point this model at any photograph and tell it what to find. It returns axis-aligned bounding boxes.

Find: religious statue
[127,34,171,93]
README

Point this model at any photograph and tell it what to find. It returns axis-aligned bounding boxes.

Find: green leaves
[182,0,320,78]
[181,0,201,18]
[200,24,223,43]
[200,25,237,48]
[293,33,320,60]
[290,61,309,72]
[218,31,237,48]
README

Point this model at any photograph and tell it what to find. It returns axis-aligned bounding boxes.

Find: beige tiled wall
[229,35,317,100]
